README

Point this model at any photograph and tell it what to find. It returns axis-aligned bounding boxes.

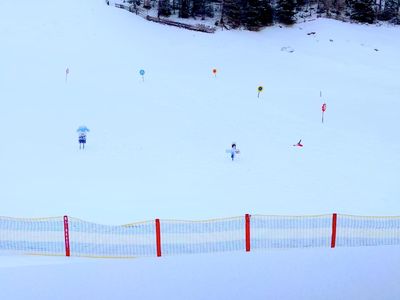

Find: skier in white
[228,143,240,161]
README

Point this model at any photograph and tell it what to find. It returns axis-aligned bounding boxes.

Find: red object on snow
[245,214,251,252]
[331,213,337,248]
[322,103,326,112]
[63,216,70,257]
[293,139,303,147]
[155,219,162,257]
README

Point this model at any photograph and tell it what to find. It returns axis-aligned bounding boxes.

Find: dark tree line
[156,0,214,18]
[147,0,400,29]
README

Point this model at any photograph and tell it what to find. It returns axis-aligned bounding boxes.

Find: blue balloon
[139,69,145,76]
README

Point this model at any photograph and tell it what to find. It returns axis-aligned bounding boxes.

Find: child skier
[228,143,240,161]
[77,126,90,150]
[79,133,87,149]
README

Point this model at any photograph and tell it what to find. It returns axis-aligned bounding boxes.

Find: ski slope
[1,0,399,225]
[1,247,400,300]
[1,0,400,299]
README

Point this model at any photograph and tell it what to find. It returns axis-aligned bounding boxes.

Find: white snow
[1,247,400,299]
[1,1,399,224]
[0,0,399,298]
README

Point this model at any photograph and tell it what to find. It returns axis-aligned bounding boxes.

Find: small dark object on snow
[281,46,295,53]
[329,39,333,42]
[374,48,379,51]
[307,32,316,35]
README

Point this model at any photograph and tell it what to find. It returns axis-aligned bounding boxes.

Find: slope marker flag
[139,69,145,81]
[257,86,263,98]
[322,102,327,123]
[212,68,217,77]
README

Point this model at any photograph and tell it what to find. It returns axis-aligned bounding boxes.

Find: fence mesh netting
[250,214,333,249]
[336,215,400,247]
[161,217,244,255]
[0,217,65,256]
[0,214,399,258]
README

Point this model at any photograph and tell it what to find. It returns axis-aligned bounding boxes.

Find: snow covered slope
[1,247,400,300]
[1,1,400,299]
[0,0,399,226]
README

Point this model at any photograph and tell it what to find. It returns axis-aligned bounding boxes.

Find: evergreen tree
[143,0,151,9]
[204,2,215,19]
[276,0,296,24]
[332,0,346,15]
[243,0,274,30]
[222,0,243,28]
[378,0,399,21]
[158,0,172,16]
[192,0,205,18]
[179,0,190,17]
[244,0,262,29]
[350,0,376,23]
[259,0,274,26]
[172,0,179,14]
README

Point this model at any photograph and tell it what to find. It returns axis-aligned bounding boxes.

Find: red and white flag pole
[63,216,70,257]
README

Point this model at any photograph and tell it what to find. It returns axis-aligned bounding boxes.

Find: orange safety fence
[0,214,399,258]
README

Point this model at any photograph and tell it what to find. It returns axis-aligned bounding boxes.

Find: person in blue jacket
[79,133,87,149]
[77,126,90,150]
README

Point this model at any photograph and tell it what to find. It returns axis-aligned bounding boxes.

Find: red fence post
[63,216,70,257]
[155,219,162,257]
[331,213,337,248]
[245,214,251,252]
